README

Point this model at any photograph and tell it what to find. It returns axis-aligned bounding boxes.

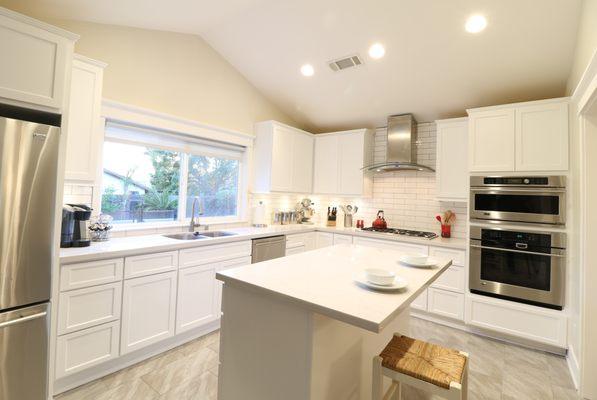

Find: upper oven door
[469,188,566,225]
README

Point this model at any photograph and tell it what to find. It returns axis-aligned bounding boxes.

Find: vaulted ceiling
[3,0,582,131]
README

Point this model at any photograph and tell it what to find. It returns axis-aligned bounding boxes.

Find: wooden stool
[372,333,468,400]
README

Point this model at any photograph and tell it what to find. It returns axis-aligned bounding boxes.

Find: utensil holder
[441,224,451,238]
[344,214,353,228]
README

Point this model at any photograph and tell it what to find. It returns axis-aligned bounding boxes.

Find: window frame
[100,125,249,229]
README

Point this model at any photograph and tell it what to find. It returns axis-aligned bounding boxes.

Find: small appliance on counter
[339,205,358,227]
[295,198,315,224]
[61,204,93,247]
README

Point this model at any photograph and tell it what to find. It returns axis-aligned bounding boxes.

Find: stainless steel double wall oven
[469,176,566,310]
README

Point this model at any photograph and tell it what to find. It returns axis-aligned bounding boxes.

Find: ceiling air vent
[328,55,363,72]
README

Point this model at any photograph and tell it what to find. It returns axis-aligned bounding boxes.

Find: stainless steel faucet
[189,197,203,232]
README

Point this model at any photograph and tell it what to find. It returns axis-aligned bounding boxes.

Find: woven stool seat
[379,334,467,389]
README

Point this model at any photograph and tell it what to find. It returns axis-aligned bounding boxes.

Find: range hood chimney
[362,114,434,173]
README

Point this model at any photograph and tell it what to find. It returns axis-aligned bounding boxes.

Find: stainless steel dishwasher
[252,235,286,263]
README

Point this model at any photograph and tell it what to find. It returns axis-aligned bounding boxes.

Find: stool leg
[372,356,383,400]
[391,381,401,400]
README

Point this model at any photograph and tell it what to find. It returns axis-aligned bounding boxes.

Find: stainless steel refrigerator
[0,105,61,400]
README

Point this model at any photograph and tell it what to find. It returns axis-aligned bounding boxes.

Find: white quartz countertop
[59,224,466,264]
[217,244,451,333]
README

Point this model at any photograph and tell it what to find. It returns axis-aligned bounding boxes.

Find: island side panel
[218,284,313,400]
[309,310,410,400]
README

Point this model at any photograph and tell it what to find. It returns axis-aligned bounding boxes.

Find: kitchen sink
[163,232,209,240]
[198,231,237,238]
[164,231,237,240]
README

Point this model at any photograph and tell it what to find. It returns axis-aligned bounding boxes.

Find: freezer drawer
[0,302,49,400]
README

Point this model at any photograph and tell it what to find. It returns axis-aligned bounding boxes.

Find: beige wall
[567,0,597,94]
[0,2,299,134]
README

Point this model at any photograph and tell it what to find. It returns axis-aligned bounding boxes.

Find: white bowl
[404,253,428,264]
[364,268,396,286]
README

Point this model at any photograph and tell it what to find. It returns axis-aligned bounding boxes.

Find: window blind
[104,121,246,160]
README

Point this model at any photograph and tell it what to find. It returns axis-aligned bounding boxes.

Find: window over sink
[101,122,244,225]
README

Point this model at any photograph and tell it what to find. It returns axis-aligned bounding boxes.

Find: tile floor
[55,317,578,400]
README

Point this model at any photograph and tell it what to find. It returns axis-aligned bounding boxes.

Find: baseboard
[52,320,220,396]
[567,344,580,390]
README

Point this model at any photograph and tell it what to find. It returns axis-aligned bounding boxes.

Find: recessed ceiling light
[465,15,487,33]
[300,64,314,77]
[368,43,385,59]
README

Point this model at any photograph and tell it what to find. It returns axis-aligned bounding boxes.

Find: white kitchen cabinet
[120,271,177,354]
[64,55,106,181]
[333,234,353,245]
[214,256,252,317]
[435,118,468,201]
[465,294,567,347]
[60,258,123,291]
[313,129,374,196]
[427,288,464,320]
[410,290,428,311]
[285,246,305,256]
[253,121,314,193]
[286,232,316,253]
[315,232,334,249]
[58,282,122,335]
[352,236,428,255]
[179,241,251,269]
[176,263,218,334]
[0,8,77,110]
[430,266,465,293]
[516,101,568,171]
[468,98,569,172]
[429,247,465,267]
[55,321,120,378]
[468,108,516,172]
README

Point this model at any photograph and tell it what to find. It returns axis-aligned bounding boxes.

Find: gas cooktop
[360,227,438,240]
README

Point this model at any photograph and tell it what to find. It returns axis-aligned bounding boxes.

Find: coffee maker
[61,204,93,247]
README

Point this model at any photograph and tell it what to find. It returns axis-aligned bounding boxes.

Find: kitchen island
[216,244,452,400]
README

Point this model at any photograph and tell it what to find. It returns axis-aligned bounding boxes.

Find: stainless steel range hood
[362,114,434,173]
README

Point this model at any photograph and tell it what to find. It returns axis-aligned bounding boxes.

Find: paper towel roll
[252,201,267,227]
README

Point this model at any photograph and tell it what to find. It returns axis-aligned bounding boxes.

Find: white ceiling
[8,0,582,132]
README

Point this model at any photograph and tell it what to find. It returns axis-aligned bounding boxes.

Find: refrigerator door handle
[0,311,47,329]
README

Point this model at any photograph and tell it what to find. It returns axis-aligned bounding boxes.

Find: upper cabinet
[468,98,569,172]
[253,121,314,193]
[64,55,107,182]
[436,118,468,202]
[313,129,374,196]
[0,7,78,111]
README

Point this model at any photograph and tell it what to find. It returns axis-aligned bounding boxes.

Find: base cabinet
[315,232,333,249]
[410,289,428,311]
[120,271,177,355]
[427,288,465,320]
[176,264,218,334]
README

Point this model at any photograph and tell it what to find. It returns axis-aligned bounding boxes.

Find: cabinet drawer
[429,247,465,266]
[55,321,120,378]
[465,295,567,347]
[410,289,428,311]
[286,246,305,256]
[315,232,334,249]
[427,288,464,320]
[179,241,252,269]
[333,234,353,245]
[58,282,122,335]
[353,237,428,255]
[286,233,309,248]
[60,258,123,291]
[124,251,178,278]
[431,266,465,293]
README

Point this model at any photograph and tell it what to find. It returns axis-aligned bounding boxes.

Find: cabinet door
[270,126,294,192]
[292,132,314,192]
[0,12,70,109]
[286,246,305,256]
[427,288,464,320]
[313,135,339,193]
[121,271,177,354]
[436,120,468,201]
[333,234,353,245]
[410,289,428,311]
[176,264,218,334]
[338,132,364,195]
[64,57,105,181]
[214,256,252,317]
[430,266,465,293]
[315,232,334,248]
[516,102,568,171]
[469,109,516,171]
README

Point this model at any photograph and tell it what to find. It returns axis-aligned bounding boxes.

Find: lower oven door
[469,188,566,225]
[469,243,565,308]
